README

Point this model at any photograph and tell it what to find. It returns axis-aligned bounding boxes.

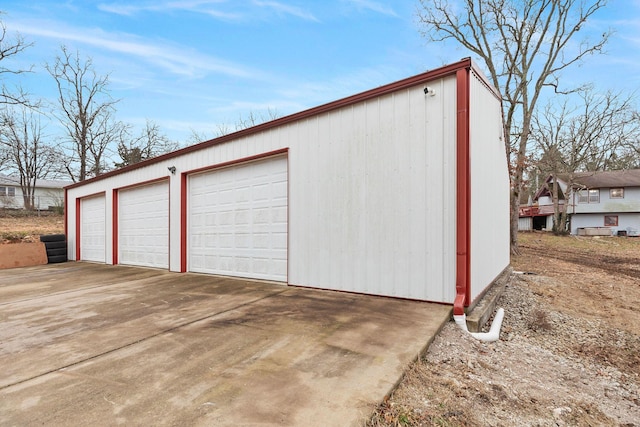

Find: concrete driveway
[0,263,451,426]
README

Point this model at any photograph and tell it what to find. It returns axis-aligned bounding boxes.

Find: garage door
[80,195,106,263]
[188,155,288,281]
[119,181,169,268]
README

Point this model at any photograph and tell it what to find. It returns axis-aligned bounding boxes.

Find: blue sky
[1,0,640,146]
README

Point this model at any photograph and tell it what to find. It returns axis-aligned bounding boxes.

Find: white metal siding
[119,181,169,268]
[469,71,511,302]
[64,63,507,305]
[188,156,288,281]
[80,195,106,263]
[288,78,457,302]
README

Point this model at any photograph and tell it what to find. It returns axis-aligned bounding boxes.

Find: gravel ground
[367,233,640,426]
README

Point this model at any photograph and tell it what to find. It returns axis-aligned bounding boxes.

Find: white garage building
[65,58,510,315]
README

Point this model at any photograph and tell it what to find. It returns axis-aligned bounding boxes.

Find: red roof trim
[65,58,475,190]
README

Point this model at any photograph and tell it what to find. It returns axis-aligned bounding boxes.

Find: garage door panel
[189,156,288,282]
[80,195,106,263]
[119,181,169,269]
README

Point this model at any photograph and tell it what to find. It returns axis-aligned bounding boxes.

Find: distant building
[0,174,72,211]
[519,169,640,236]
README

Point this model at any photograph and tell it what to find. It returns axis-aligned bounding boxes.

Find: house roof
[0,174,72,189]
[570,169,640,189]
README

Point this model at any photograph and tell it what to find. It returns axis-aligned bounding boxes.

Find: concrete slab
[0,263,451,426]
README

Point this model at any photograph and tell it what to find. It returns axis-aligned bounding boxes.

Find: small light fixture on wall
[168,166,176,175]
[423,86,435,96]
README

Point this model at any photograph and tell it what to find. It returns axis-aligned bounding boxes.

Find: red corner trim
[75,198,81,261]
[180,172,188,272]
[112,189,119,265]
[454,66,471,316]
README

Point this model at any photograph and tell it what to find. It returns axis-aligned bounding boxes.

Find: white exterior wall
[288,77,457,301]
[0,186,64,210]
[468,70,511,303]
[571,213,640,235]
[67,76,459,303]
[66,62,509,305]
[573,186,640,214]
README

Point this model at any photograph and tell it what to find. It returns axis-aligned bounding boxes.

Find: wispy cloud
[252,1,319,22]
[98,0,318,22]
[343,0,397,17]
[10,19,257,79]
[97,1,241,20]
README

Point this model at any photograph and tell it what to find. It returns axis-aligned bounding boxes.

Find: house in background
[0,174,71,211]
[519,169,640,236]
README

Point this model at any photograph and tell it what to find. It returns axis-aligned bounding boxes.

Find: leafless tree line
[417,0,639,251]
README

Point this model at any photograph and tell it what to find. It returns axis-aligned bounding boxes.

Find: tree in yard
[115,120,180,168]
[0,13,33,108]
[417,0,610,253]
[531,89,640,234]
[0,106,62,210]
[46,46,122,182]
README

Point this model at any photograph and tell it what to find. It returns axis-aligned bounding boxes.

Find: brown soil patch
[368,232,640,426]
[0,210,65,243]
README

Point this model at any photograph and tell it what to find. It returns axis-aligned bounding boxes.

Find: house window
[578,189,600,203]
[604,215,618,227]
[610,188,624,199]
[577,190,588,204]
[0,187,16,197]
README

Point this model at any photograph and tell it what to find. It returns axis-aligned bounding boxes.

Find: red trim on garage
[180,172,188,272]
[75,197,81,261]
[114,178,171,269]
[75,191,106,262]
[454,67,471,316]
[112,189,118,265]
[64,188,68,238]
[183,148,289,176]
[180,149,290,275]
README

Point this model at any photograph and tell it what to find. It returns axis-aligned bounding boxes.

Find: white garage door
[119,181,169,269]
[189,155,288,281]
[80,195,106,263]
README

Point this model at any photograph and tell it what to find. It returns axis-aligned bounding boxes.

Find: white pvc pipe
[453,307,505,343]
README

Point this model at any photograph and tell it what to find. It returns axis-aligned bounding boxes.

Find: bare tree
[0,106,61,210]
[188,108,283,144]
[0,13,33,107]
[115,120,180,168]
[531,89,640,234]
[46,46,121,182]
[417,0,610,253]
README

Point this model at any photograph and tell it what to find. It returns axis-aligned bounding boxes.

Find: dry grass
[0,210,65,243]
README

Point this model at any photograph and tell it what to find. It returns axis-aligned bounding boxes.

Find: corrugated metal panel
[288,77,457,302]
[468,70,511,303]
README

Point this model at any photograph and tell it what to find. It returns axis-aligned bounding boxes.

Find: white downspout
[453,308,505,343]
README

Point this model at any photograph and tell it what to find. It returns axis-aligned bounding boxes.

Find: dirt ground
[368,232,640,426]
[0,210,65,243]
